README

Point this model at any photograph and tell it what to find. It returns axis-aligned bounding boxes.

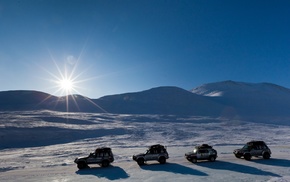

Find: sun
[40,52,108,113]
[43,54,79,95]
[59,78,74,92]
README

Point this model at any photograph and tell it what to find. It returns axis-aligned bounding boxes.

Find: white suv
[133,144,169,165]
[233,141,271,160]
[185,144,218,163]
[74,147,114,169]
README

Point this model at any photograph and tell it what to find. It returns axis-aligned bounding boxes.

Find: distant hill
[0,91,104,112]
[1,81,290,123]
[0,90,56,110]
[97,86,224,116]
[191,80,290,123]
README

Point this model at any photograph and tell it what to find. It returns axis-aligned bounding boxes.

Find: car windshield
[242,144,250,150]
[193,149,198,154]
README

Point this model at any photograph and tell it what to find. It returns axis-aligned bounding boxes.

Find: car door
[200,149,209,159]
[145,149,158,160]
[196,150,203,159]
[86,153,100,164]
[251,144,262,156]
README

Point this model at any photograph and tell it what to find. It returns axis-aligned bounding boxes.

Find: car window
[199,149,208,153]
[243,145,249,150]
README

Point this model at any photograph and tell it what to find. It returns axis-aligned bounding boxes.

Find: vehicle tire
[159,157,166,164]
[101,160,110,167]
[263,152,270,159]
[235,154,242,158]
[137,158,145,166]
[209,156,216,162]
[186,157,192,162]
[191,158,197,163]
[77,162,87,169]
[244,153,252,161]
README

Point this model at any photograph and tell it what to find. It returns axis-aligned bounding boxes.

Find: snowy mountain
[1,81,290,123]
[0,91,105,112]
[191,81,290,123]
[191,80,290,98]
[97,86,224,116]
[0,86,225,116]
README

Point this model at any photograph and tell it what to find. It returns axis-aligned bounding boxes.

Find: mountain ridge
[1,81,290,123]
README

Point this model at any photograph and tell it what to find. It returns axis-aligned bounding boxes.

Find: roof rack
[95,147,112,153]
[196,144,212,149]
[149,144,166,149]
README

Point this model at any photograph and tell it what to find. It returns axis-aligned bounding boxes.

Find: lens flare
[59,78,74,93]
[38,52,107,113]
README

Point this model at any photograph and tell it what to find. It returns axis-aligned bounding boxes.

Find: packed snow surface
[1,110,290,181]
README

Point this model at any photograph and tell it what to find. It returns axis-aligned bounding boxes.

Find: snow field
[1,111,290,181]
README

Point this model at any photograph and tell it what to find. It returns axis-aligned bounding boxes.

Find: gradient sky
[0,0,290,98]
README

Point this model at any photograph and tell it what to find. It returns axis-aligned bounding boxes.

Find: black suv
[74,147,114,169]
[233,141,271,160]
[185,144,217,163]
[133,144,169,165]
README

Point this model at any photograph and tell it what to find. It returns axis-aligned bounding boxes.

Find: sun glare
[59,78,74,92]
[43,54,80,96]
[40,52,108,113]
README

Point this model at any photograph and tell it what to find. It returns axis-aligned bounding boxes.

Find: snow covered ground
[1,111,290,181]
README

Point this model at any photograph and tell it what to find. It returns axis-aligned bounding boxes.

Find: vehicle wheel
[235,154,241,158]
[186,157,192,162]
[244,153,252,161]
[191,158,197,163]
[159,157,166,164]
[263,152,270,159]
[209,156,216,162]
[137,158,145,166]
[77,162,87,169]
[101,160,110,167]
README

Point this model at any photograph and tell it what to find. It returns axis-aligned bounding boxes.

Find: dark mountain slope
[0,90,56,110]
[97,86,225,116]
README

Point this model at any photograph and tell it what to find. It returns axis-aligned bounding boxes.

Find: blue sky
[0,0,290,98]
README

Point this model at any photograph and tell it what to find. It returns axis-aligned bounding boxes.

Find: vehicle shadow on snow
[140,163,208,176]
[75,165,129,180]
[198,160,280,177]
[250,158,290,167]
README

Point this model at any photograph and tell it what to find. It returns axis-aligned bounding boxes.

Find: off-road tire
[192,158,197,163]
[101,160,110,167]
[235,154,242,158]
[263,152,270,159]
[186,157,192,162]
[137,158,145,166]
[158,157,166,164]
[77,162,87,169]
[244,153,252,161]
[209,156,216,162]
